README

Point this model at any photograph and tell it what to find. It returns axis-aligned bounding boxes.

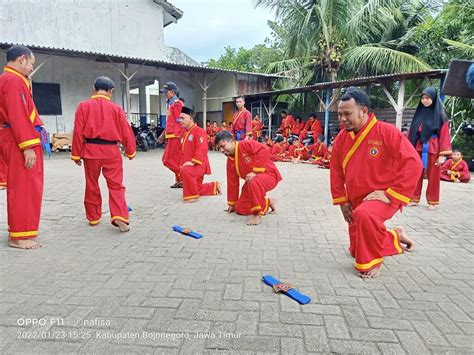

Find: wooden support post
[324,89,331,144]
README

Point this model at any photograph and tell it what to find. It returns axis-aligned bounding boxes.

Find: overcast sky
[164,0,275,64]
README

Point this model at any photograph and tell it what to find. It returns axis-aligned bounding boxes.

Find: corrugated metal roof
[245,70,447,97]
[0,42,285,78]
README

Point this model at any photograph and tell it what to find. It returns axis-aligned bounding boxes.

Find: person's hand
[454,178,460,183]
[182,161,194,167]
[340,203,353,224]
[435,156,446,166]
[157,132,165,144]
[363,190,391,204]
[74,159,82,166]
[23,148,36,169]
[245,172,256,182]
[225,205,236,213]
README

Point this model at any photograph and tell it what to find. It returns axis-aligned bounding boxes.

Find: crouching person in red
[179,107,221,203]
[215,130,282,225]
[72,76,136,232]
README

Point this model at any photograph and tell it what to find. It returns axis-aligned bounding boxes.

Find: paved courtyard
[0,149,473,354]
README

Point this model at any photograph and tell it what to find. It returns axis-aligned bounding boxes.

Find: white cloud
[164,0,275,63]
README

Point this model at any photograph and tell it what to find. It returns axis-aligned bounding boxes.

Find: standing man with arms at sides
[330,87,421,278]
[71,76,136,232]
[232,96,252,141]
[0,45,45,249]
[157,82,184,188]
[215,130,281,226]
[179,107,221,203]
[407,87,452,209]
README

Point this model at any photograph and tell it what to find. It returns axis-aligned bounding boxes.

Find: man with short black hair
[72,76,136,232]
[440,149,471,183]
[0,45,45,249]
[179,107,220,203]
[157,81,184,188]
[232,96,252,141]
[331,87,421,278]
[215,130,281,225]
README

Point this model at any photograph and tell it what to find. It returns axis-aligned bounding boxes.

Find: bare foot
[184,198,199,203]
[0,186,6,190]
[114,220,130,232]
[9,239,42,249]
[359,264,382,278]
[216,182,222,195]
[407,201,419,207]
[269,198,277,214]
[427,204,438,210]
[394,226,415,252]
[247,215,262,225]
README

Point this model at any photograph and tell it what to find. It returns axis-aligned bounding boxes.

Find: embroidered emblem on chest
[369,146,380,157]
[244,155,252,164]
[188,134,194,141]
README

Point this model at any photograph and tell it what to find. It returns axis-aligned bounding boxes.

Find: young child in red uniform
[72,76,136,232]
[216,130,282,226]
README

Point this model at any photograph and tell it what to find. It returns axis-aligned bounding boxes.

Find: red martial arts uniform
[232,108,252,141]
[310,119,323,141]
[270,143,286,162]
[252,120,263,140]
[287,144,310,160]
[162,97,184,183]
[292,121,305,137]
[299,118,313,141]
[0,145,6,187]
[330,114,422,273]
[412,121,451,205]
[180,124,219,201]
[308,142,328,165]
[0,66,44,240]
[227,140,282,215]
[72,94,136,226]
[279,115,295,138]
[440,158,471,183]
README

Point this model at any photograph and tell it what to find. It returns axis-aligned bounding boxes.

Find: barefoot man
[330,87,421,278]
[71,76,136,232]
[179,107,221,203]
[215,130,281,225]
[0,45,45,249]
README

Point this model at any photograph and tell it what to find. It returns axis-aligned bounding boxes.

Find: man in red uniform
[252,114,264,141]
[331,87,421,278]
[278,111,295,138]
[440,149,471,183]
[308,135,328,165]
[286,138,310,163]
[157,82,184,188]
[216,130,281,225]
[270,136,287,162]
[292,117,305,137]
[179,107,221,203]
[0,45,44,249]
[72,76,136,232]
[232,96,252,141]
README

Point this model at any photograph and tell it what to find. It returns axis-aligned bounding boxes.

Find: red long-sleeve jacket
[0,66,43,150]
[226,140,282,206]
[330,114,422,208]
[182,123,211,175]
[72,94,136,160]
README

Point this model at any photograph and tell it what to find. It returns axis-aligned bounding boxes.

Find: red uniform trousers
[412,152,440,205]
[349,200,403,272]
[236,173,277,216]
[0,142,43,239]
[162,138,182,183]
[83,157,128,226]
[180,164,218,201]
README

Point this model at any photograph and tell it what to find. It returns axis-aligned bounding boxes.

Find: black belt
[85,138,118,145]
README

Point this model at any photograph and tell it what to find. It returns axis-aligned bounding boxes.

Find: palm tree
[254,0,435,85]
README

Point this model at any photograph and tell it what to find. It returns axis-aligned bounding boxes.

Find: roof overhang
[0,42,285,79]
[245,70,447,98]
[153,0,183,26]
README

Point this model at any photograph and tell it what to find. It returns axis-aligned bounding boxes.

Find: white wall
[194,73,236,112]
[0,0,167,59]
[1,51,124,134]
